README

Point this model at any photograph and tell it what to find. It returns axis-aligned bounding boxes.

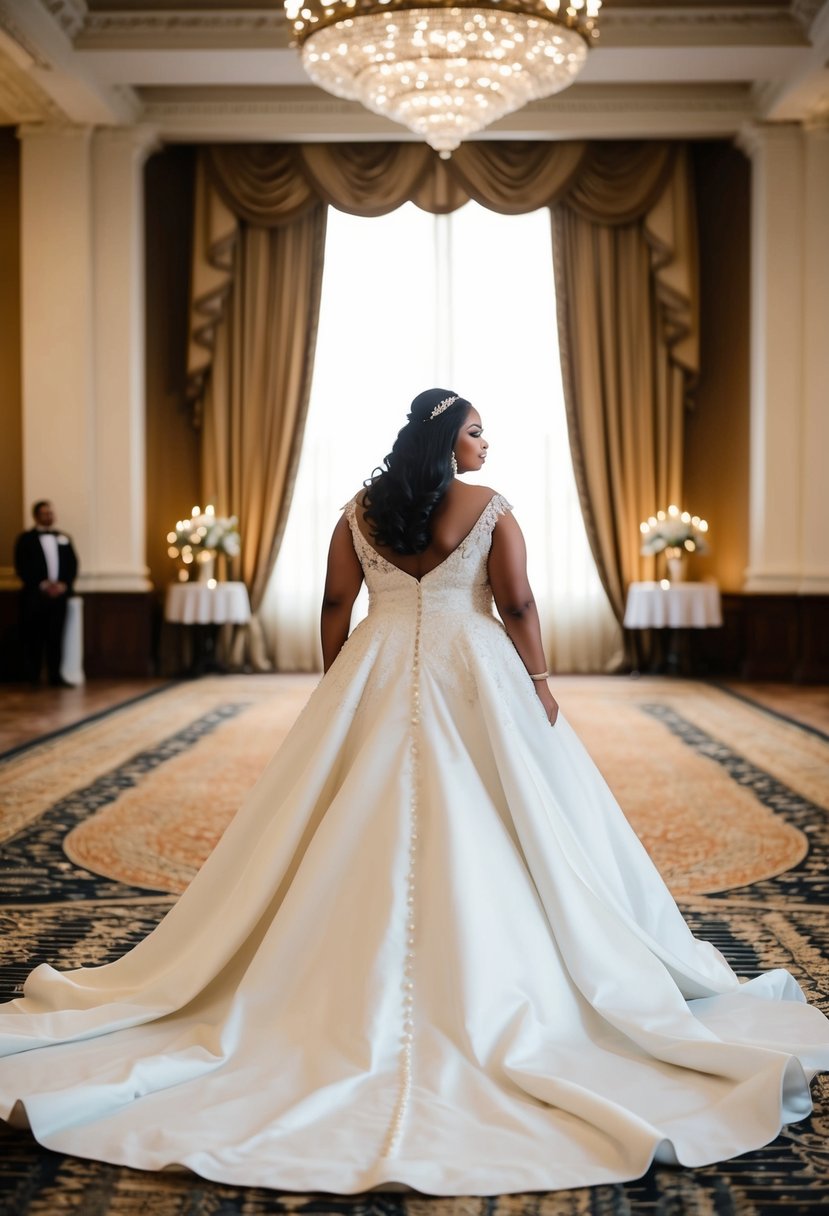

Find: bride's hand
[535,681,559,726]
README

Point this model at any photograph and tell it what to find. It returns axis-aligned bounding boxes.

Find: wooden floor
[723,680,829,736]
[0,679,171,756]
[0,675,827,758]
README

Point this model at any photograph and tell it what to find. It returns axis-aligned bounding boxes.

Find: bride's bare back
[354,481,499,582]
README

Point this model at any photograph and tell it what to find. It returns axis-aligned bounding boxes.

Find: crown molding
[803,105,829,128]
[0,12,52,70]
[76,8,290,50]
[792,0,827,35]
[0,46,62,122]
[735,118,803,157]
[600,5,807,48]
[138,82,757,142]
[16,119,93,140]
[39,0,87,41]
[74,5,809,51]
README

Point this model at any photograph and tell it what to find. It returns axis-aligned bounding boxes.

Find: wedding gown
[1,492,828,1196]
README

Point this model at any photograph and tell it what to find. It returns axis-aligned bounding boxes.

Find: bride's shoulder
[455,483,511,515]
[452,482,500,507]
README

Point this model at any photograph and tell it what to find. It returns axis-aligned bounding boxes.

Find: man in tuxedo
[14,500,79,687]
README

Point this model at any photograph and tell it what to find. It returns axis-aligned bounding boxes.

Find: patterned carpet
[0,675,828,1215]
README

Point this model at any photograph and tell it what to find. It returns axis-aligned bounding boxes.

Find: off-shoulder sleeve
[481,493,513,536]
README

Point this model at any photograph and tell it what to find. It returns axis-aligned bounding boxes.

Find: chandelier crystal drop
[284,0,601,156]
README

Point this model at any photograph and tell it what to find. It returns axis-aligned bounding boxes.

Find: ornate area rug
[1,675,827,1215]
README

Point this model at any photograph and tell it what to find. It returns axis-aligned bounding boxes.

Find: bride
[1,387,828,1195]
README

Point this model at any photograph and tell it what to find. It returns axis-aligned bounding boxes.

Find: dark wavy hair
[363,388,472,555]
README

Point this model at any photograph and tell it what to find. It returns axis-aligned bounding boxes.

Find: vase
[197,553,216,583]
[665,548,684,583]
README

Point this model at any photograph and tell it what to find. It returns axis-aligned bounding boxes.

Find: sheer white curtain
[260,202,621,672]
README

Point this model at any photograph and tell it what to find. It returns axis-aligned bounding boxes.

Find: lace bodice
[344,493,513,619]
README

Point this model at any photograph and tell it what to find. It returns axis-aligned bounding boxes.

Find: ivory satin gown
[1,493,828,1195]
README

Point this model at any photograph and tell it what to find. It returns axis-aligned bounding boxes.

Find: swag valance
[188,141,698,406]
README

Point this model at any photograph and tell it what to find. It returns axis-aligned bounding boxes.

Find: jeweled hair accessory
[427,395,458,420]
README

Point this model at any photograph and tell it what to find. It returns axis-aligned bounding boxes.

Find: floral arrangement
[639,505,709,556]
[167,505,241,572]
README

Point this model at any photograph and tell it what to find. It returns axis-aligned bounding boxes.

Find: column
[799,121,829,594]
[90,125,158,592]
[19,124,96,562]
[736,123,804,593]
[18,122,158,593]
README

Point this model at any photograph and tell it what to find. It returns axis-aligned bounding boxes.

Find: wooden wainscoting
[0,589,154,681]
[696,593,829,682]
[82,592,154,679]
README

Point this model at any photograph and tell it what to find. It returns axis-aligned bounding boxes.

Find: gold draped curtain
[189,141,697,663]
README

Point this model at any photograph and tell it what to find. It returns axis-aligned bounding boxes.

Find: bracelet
[529,670,550,681]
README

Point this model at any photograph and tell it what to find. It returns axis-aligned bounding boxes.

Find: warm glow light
[639,521,649,534]
[207,578,217,589]
[640,505,711,561]
[191,505,200,517]
[659,579,670,589]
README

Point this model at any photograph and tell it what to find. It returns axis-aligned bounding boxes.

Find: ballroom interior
[0,1,828,1213]
[0,0,827,700]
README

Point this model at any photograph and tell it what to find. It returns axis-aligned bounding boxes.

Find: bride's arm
[488,513,559,725]
[320,514,364,672]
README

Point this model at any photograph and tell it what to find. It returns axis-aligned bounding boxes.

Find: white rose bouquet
[167,506,241,572]
[639,505,709,556]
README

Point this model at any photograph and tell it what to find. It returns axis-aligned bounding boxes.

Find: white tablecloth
[61,595,85,685]
[164,581,251,626]
[623,581,723,630]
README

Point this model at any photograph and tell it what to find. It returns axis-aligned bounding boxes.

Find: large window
[261,202,620,671]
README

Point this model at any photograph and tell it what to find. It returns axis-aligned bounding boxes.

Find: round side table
[623,581,723,674]
[164,582,251,675]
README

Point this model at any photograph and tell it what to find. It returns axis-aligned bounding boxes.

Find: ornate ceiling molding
[139,82,755,117]
[137,81,757,141]
[792,1,826,35]
[0,46,62,122]
[76,9,289,49]
[599,5,807,48]
[39,0,87,41]
[74,5,808,50]
[0,12,52,70]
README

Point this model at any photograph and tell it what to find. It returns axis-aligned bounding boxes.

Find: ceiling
[1,0,827,141]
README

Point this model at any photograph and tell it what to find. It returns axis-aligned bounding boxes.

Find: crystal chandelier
[283,0,601,156]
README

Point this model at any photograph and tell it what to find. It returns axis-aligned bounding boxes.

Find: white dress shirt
[37,531,60,583]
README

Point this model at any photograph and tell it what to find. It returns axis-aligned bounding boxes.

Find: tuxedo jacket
[14,529,79,595]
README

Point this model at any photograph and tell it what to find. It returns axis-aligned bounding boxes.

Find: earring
[450,452,458,476]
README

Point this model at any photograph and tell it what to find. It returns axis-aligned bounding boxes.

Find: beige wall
[144,145,200,594]
[0,128,22,581]
[684,141,751,592]
[4,136,752,601]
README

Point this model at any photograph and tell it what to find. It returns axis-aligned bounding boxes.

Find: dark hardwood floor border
[711,680,829,743]
[0,681,178,765]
